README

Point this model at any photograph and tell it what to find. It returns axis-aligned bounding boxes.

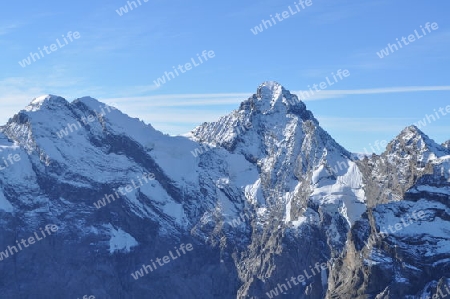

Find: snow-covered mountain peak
[386,125,449,160]
[25,94,68,112]
[400,125,427,139]
[190,82,321,152]
[2,94,166,176]
[252,81,304,114]
[256,81,284,100]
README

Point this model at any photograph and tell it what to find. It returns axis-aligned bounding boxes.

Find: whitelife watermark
[131,243,194,280]
[266,261,329,298]
[116,0,149,16]
[0,225,59,261]
[250,0,313,35]
[93,172,155,209]
[18,31,81,68]
[228,209,252,228]
[364,210,425,251]
[361,140,388,156]
[56,104,116,139]
[414,104,450,129]
[326,139,387,176]
[116,0,149,17]
[297,69,350,100]
[153,50,215,87]
[0,152,21,171]
[376,22,439,59]
[422,284,450,299]
[77,296,95,299]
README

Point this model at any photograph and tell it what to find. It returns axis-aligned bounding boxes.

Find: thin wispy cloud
[294,86,450,100]
[102,86,450,108]
[102,93,251,108]
[123,109,227,124]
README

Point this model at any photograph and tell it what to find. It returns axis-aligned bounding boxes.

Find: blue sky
[1,0,449,153]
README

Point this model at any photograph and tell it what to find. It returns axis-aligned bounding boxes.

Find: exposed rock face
[0,83,448,298]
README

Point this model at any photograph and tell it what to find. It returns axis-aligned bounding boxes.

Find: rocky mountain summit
[0,82,448,298]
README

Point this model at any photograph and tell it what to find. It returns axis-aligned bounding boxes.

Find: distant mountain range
[0,82,448,298]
